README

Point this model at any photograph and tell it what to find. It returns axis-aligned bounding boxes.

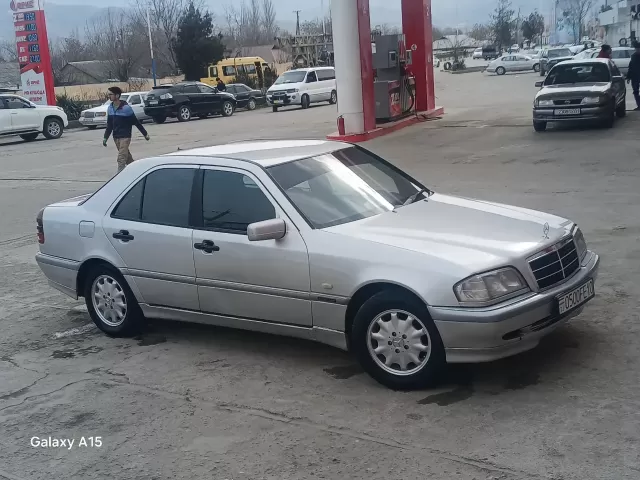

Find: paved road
[1,70,639,479]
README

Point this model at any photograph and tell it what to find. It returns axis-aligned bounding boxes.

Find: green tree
[173,2,225,81]
[521,11,545,44]
[490,0,515,50]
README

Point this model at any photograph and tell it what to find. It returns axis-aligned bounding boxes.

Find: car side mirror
[535,81,544,87]
[247,218,286,241]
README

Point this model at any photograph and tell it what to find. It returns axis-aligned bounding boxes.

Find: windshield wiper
[403,188,429,206]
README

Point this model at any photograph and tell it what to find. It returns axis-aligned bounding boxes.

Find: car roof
[164,139,352,167]
[555,58,611,65]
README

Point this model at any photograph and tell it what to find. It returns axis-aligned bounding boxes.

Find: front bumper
[79,117,107,126]
[267,92,300,106]
[430,251,600,363]
[533,104,613,122]
[35,253,80,299]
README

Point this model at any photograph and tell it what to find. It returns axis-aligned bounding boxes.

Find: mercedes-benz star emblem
[543,222,550,239]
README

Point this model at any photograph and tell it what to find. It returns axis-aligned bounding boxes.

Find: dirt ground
[1,69,639,479]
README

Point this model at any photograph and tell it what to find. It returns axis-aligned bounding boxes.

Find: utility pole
[146,6,157,87]
[294,10,301,35]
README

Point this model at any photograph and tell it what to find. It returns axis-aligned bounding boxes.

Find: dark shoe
[635,107,640,111]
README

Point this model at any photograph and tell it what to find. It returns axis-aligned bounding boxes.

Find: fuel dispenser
[372,34,416,122]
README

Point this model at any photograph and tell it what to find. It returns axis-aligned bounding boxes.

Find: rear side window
[182,85,199,94]
[317,69,335,80]
[112,168,195,227]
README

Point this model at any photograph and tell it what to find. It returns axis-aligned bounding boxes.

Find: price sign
[24,12,36,21]
[27,33,38,42]
[29,54,41,63]
[25,23,37,31]
[28,44,40,52]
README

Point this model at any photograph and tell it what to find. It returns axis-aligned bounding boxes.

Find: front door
[305,70,319,102]
[101,166,200,311]
[6,96,40,130]
[197,83,219,113]
[193,166,312,327]
[127,94,147,120]
[0,100,10,134]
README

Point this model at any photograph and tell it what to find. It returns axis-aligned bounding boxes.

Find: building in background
[598,0,640,46]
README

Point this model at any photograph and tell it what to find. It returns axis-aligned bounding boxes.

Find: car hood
[325,193,573,267]
[545,56,574,63]
[268,84,300,93]
[536,83,610,98]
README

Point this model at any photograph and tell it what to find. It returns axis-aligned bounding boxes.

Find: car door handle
[113,230,134,242]
[194,240,220,253]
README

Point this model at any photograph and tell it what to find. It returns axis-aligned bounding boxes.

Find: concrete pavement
[1,69,639,480]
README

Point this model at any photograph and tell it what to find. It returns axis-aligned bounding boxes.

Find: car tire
[272,106,279,112]
[87,125,97,130]
[533,120,547,132]
[533,63,540,72]
[221,100,234,117]
[42,117,63,139]
[152,116,166,124]
[20,132,39,141]
[301,94,310,109]
[604,100,616,128]
[351,290,446,390]
[177,105,192,122]
[247,98,257,110]
[496,66,506,76]
[329,90,337,104]
[616,98,626,118]
[84,264,144,337]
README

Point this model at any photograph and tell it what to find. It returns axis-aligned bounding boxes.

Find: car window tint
[182,85,199,94]
[198,84,215,93]
[112,179,144,220]
[129,95,141,105]
[5,97,29,108]
[238,85,251,92]
[141,169,194,227]
[306,71,318,82]
[223,65,236,76]
[226,85,236,94]
[202,170,275,234]
[245,64,257,74]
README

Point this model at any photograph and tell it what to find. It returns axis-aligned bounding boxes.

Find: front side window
[5,97,30,109]
[306,71,318,82]
[112,168,195,227]
[198,84,215,93]
[201,170,276,234]
[268,147,427,229]
[129,95,141,105]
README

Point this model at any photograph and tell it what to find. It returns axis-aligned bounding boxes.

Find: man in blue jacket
[103,86,150,172]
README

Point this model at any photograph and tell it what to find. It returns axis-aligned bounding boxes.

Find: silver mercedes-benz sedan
[35,140,599,389]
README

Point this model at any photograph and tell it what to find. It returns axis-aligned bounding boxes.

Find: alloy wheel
[91,275,127,327]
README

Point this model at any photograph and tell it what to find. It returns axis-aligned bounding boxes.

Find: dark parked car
[539,47,574,76]
[226,83,266,110]
[143,82,236,123]
[532,59,626,132]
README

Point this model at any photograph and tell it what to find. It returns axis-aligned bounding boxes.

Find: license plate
[273,99,283,104]
[555,108,580,115]
[557,279,595,316]
[149,100,158,105]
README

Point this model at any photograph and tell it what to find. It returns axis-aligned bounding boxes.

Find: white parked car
[0,94,68,142]
[486,54,539,75]
[34,140,599,390]
[472,47,484,59]
[79,91,149,130]
[266,67,337,112]
[577,47,635,77]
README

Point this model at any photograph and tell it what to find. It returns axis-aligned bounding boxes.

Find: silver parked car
[35,140,600,389]
[486,54,539,75]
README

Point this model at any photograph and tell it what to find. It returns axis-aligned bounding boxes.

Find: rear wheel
[351,290,446,390]
[84,264,144,337]
[533,120,547,132]
[221,100,234,117]
[533,63,540,72]
[43,118,63,139]
[20,132,39,141]
[152,115,166,124]
[329,90,337,104]
[496,66,506,76]
[247,98,257,110]
[301,94,310,109]
[177,105,192,122]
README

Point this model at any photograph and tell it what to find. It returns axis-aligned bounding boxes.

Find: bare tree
[562,0,595,42]
[262,0,278,40]
[85,8,147,81]
[0,39,17,62]
[50,30,89,85]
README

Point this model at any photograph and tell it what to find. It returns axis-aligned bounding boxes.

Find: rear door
[0,99,10,134]
[181,84,202,113]
[232,84,251,107]
[317,68,335,99]
[102,166,200,311]
[127,94,146,120]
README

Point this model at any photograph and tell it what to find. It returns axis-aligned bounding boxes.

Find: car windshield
[545,63,611,85]
[549,49,572,58]
[274,71,307,84]
[267,146,428,229]
[102,94,129,105]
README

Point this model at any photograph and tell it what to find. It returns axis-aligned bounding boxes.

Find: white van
[266,67,337,112]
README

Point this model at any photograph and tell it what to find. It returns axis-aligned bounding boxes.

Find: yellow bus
[201,56,271,86]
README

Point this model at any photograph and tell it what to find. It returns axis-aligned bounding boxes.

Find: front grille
[553,99,582,106]
[529,236,580,289]
[84,112,94,118]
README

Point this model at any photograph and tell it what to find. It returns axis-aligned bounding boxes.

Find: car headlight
[286,88,298,93]
[454,268,529,304]
[581,96,601,105]
[537,99,554,107]
[574,228,588,261]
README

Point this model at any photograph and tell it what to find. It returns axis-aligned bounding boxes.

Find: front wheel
[43,118,63,139]
[221,100,234,117]
[533,120,547,132]
[177,105,192,122]
[20,133,39,141]
[301,94,310,109]
[84,265,144,337]
[496,66,506,76]
[329,90,337,104]
[351,290,446,390]
[533,63,540,72]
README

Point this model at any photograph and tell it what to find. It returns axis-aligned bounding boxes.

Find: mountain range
[0,0,559,43]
